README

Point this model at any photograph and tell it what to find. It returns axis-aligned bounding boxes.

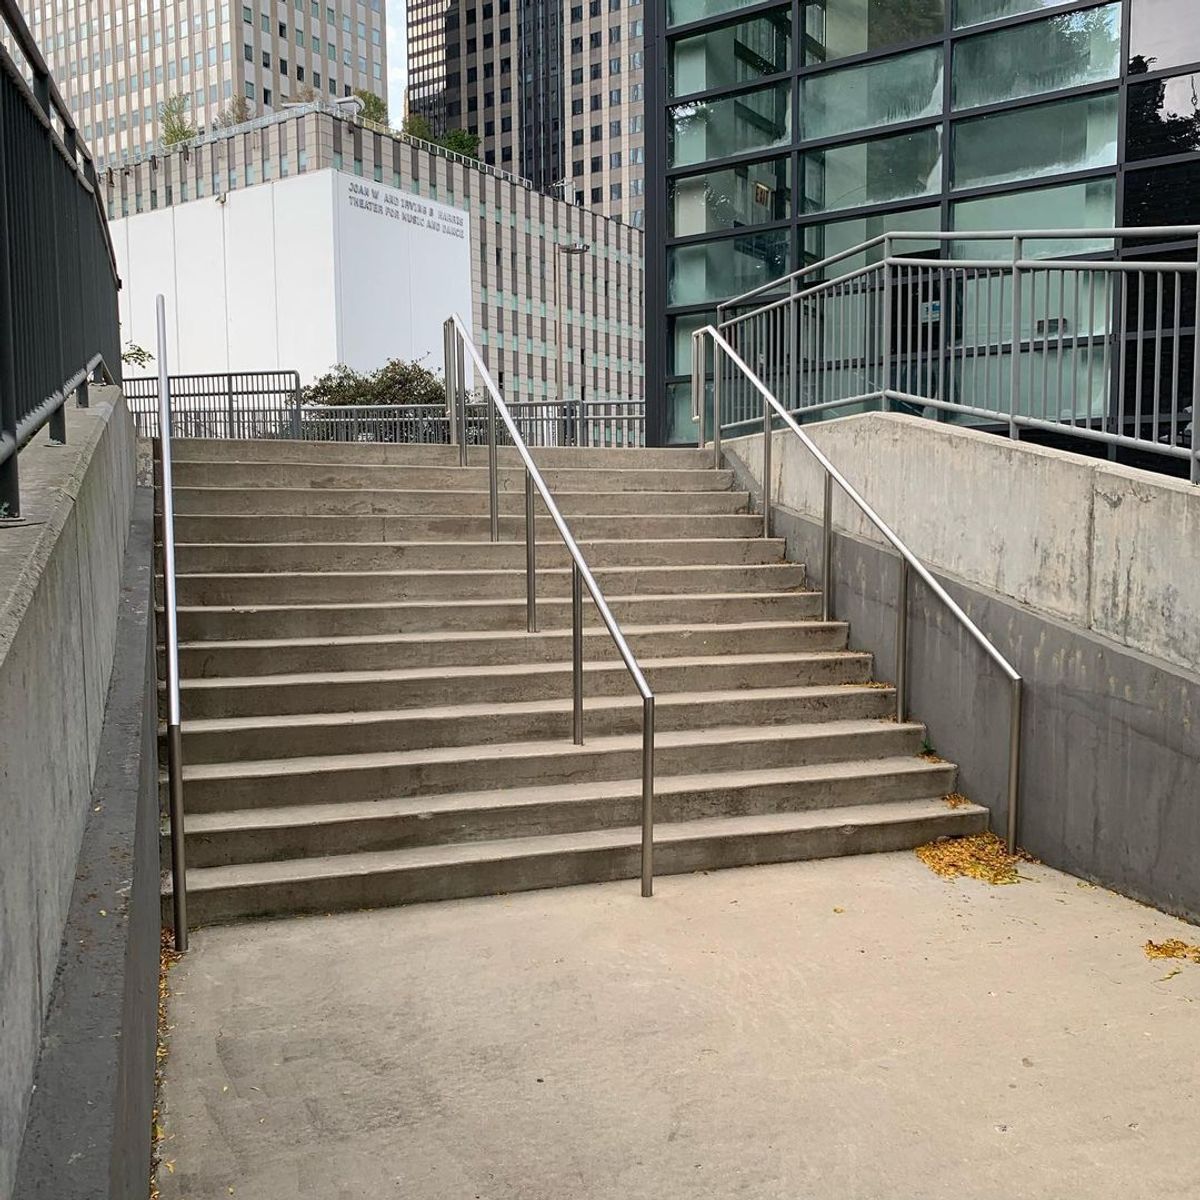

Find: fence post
[226,373,235,438]
[0,80,20,517]
[880,236,893,411]
[35,71,67,446]
[1008,236,1023,439]
[290,378,301,439]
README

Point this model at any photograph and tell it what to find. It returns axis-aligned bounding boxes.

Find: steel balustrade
[694,324,1025,854]
[444,313,657,896]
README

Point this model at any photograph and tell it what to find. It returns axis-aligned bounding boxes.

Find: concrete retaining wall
[0,395,137,1199]
[723,414,1200,922]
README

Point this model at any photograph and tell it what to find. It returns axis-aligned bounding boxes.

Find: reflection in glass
[951,5,1120,110]
[1129,0,1200,75]
[1125,159,1200,227]
[951,178,1116,258]
[803,206,940,272]
[802,0,944,65]
[669,311,717,374]
[1126,71,1200,161]
[953,0,1075,28]
[800,47,942,140]
[668,0,766,28]
[670,10,791,98]
[952,92,1117,189]
[668,82,792,167]
[802,126,941,213]
[667,228,791,303]
[669,158,792,235]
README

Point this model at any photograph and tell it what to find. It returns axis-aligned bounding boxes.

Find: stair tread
[179,650,869,690]
[177,562,800,579]
[175,536,784,550]
[177,718,926,781]
[180,756,956,833]
[178,682,894,732]
[168,799,985,891]
[178,619,845,652]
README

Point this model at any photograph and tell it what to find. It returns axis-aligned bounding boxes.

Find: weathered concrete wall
[723,416,1200,921]
[729,413,1200,672]
[0,394,137,1199]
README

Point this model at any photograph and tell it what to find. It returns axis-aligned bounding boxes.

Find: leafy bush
[302,359,446,408]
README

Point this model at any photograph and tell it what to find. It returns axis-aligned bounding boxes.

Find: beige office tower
[22,0,387,169]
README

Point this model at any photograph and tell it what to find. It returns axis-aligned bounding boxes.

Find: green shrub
[302,358,446,407]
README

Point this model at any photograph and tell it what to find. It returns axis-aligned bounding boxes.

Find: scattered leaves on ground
[915,832,1027,886]
[1144,938,1200,965]
[150,928,182,1199]
[943,792,971,809]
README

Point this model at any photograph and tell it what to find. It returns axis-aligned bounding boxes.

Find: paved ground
[157,854,1200,1199]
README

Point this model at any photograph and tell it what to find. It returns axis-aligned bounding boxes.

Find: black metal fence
[0,0,120,517]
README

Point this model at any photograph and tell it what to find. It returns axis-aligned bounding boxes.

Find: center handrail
[443,313,656,896]
[695,323,1024,853]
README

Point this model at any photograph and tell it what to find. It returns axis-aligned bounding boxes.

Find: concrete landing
[156,855,1200,1200]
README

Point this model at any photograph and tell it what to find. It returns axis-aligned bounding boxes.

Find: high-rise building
[405,0,643,225]
[23,0,387,170]
[644,0,1200,443]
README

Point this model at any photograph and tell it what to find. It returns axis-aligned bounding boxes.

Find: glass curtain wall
[652,0,1200,443]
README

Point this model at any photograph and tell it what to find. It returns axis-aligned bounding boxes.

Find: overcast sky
[386,0,407,121]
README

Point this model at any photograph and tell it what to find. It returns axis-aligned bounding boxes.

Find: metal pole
[554,249,564,438]
[761,391,772,538]
[895,557,909,723]
[572,562,584,745]
[1006,678,1023,853]
[0,77,19,516]
[156,295,188,953]
[1192,237,1200,484]
[880,237,893,410]
[712,339,722,468]
[1009,236,1023,439]
[525,468,537,632]
[226,372,235,439]
[487,384,499,542]
[641,695,655,898]
[821,472,833,622]
[456,334,468,467]
[443,319,458,450]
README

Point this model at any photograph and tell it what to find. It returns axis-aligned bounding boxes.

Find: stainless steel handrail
[156,294,188,951]
[696,324,1024,853]
[443,313,657,896]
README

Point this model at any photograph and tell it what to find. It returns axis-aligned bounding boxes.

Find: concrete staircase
[160,439,986,925]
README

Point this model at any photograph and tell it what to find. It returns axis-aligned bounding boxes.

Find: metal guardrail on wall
[713,228,1200,483]
[124,372,303,439]
[0,0,120,517]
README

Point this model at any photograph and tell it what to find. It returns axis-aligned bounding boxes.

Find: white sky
[385,0,407,121]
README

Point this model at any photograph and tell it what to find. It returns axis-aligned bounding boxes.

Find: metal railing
[714,228,1200,483]
[153,297,188,952]
[124,371,303,439]
[0,0,120,517]
[444,313,657,895]
[693,324,1024,853]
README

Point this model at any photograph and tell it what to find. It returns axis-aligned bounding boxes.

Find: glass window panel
[667,228,791,303]
[668,81,791,167]
[953,0,1075,29]
[803,0,944,65]
[1129,0,1200,75]
[669,310,717,373]
[801,47,942,140]
[951,5,1120,110]
[670,10,790,97]
[669,157,792,235]
[951,177,1115,258]
[952,91,1117,189]
[802,205,941,272]
[664,380,702,443]
[802,125,941,214]
[1125,159,1200,227]
[667,0,763,27]
[1126,71,1200,162]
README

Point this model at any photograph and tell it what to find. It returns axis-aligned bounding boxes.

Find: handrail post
[761,390,772,538]
[456,334,468,466]
[156,295,188,953]
[525,468,537,632]
[443,319,458,450]
[572,563,584,744]
[641,694,655,898]
[0,89,19,518]
[895,557,909,723]
[712,339,722,468]
[1006,678,1023,854]
[1009,236,1023,439]
[487,383,499,542]
[821,472,833,621]
[880,236,893,411]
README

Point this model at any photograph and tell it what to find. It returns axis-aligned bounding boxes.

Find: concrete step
[172,460,737,493]
[165,798,988,924]
[170,486,752,516]
[176,719,927,812]
[178,651,873,719]
[175,590,823,640]
[172,512,765,544]
[175,757,957,867]
[171,439,714,470]
[177,620,848,677]
[172,562,807,606]
[178,684,895,762]
[173,537,787,574]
